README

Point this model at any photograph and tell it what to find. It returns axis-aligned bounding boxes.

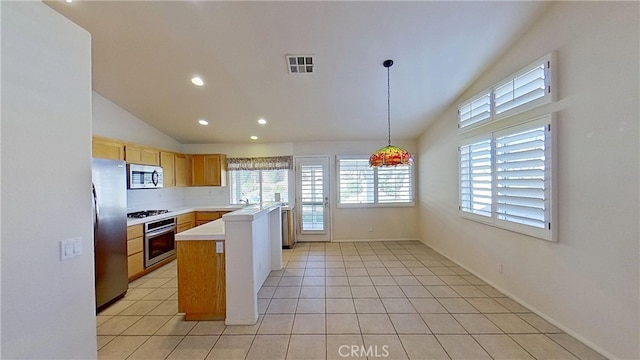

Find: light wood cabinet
[125,145,160,166]
[92,137,125,160]
[195,211,230,226]
[160,152,175,187]
[190,154,227,186]
[177,240,226,320]
[174,154,188,187]
[177,212,196,233]
[126,224,144,279]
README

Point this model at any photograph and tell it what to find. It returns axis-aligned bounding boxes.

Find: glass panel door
[296,157,330,241]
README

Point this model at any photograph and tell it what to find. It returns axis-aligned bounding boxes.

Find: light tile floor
[97,241,606,360]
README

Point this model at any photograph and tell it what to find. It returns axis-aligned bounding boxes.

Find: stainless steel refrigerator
[92,158,128,310]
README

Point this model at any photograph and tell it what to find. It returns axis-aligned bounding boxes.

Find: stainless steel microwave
[127,164,163,189]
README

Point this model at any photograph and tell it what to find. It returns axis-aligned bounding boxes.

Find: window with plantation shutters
[495,122,549,230]
[457,53,554,132]
[459,139,492,217]
[458,115,555,241]
[338,159,374,204]
[458,92,491,129]
[494,57,550,117]
[378,165,413,203]
[337,157,414,206]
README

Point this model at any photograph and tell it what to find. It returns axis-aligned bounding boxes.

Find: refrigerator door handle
[92,182,99,231]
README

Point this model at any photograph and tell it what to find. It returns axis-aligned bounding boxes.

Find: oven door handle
[146,226,175,238]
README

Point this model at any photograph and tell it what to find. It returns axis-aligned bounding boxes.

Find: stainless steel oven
[144,217,176,268]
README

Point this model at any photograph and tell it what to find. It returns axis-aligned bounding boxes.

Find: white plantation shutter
[337,157,414,206]
[459,139,492,217]
[458,92,492,129]
[338,159,374,204]
[494,57,550,116]
[300,164,325,231]
[458,115,555,241]
[378,165,413,203]
[495,122,550,229]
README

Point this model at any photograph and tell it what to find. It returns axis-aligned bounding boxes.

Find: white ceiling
[46,1,550,144]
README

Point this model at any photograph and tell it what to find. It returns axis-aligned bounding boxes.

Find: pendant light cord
[387,64,391,146]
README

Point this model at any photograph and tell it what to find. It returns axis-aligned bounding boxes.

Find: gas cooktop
[127,210,170,219]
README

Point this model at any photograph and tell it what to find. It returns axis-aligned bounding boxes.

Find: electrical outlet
[216,242,224,253]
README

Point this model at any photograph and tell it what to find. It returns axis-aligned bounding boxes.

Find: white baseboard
[419,239,615,360]
[331,238,421,243]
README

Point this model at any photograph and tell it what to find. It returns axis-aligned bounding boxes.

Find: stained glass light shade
[369,145,413,167]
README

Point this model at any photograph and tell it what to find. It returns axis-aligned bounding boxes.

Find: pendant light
[369,59,413,167]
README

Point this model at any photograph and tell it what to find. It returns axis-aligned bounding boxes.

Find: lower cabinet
[195,211,230,226]
[177,212,196,233]
[126,224,144,279]
[177,240,226,320]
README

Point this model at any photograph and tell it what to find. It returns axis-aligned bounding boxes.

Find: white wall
[294,140,419,242]
[93,91,181,152]
[1,2,97,358]
[417,2,639,359]
[185,140,420,241]
[93,92,185,211]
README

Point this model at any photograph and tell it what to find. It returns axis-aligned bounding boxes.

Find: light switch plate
[216,242,224,253]
[60,237,82,261]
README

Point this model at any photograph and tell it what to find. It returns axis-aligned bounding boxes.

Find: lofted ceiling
[46,1,551,144]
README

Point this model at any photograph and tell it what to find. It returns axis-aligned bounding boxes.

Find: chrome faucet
[239,198,250,206]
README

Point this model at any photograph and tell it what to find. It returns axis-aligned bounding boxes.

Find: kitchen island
[174,202,283,324]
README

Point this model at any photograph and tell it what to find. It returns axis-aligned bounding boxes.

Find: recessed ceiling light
[191,76,204,86]
[65,0,73,3]
[198,119,209,126]
[257,118,267,125]
[250,136,258,140]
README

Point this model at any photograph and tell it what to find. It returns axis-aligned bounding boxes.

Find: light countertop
[175,218,225,241]
[174,202,284,241]
[127,203,293,226]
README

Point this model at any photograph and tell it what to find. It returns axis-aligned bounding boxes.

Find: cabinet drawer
[177,222,194,233]
[128,252,144,278]
[196,212,221,221]
[127,224,143,240]
[127,237,143,256]
[177,212,195,224]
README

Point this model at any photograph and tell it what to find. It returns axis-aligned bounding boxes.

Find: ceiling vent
[287,55,314,74]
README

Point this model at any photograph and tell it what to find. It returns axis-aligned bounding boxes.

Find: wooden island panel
[177,240,226,320]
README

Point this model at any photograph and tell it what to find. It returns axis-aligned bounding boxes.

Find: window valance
[227,156,293,171]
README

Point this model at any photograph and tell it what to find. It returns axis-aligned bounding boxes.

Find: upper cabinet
[190,154,227,187]
[92,137,124,161]
[175,154,188,187]
[160,152,175,187]
[92,137,225,187]
[125,145,160,166]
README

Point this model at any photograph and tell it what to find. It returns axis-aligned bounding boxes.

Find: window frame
[336,155,415,208]
[458,53,555,132]
[458,114,556,241]
[229,168,291,205]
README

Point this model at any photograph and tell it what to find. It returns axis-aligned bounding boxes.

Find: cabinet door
[204,155,222,186]
[128,252,144,278]
[92,137,124,160]
[190,155,207,186]
[175,154,188,187]
[190,154,227,186]
[126,145,159,166]
[160,152,175,187]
